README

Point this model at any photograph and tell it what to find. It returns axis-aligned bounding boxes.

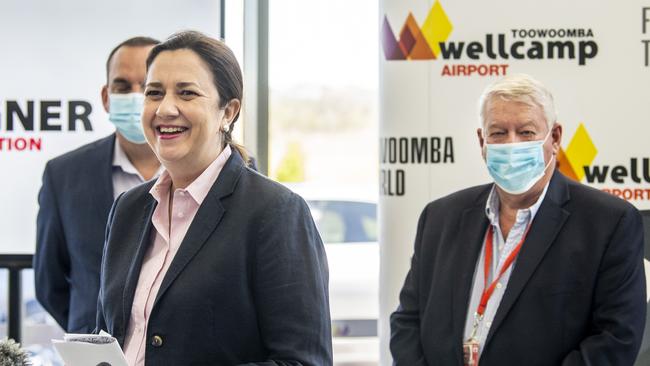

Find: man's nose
[132,84,145,93]
[505,131,526,143]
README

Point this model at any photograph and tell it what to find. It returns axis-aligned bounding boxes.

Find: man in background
[34,36,161,333]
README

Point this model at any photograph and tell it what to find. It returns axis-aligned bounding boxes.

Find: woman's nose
[156,94,179,119]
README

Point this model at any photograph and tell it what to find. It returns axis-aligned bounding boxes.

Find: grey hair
[478,73,557,129]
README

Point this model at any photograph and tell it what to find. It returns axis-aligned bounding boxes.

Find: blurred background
[3,1,650,365]
[0,0,380,365]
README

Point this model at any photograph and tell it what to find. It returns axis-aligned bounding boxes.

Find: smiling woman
[142,48,234,187]
[142,36,246,188]
[96,31,332,366]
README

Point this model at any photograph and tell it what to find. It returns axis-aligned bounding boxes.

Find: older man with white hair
[390,74,646,365]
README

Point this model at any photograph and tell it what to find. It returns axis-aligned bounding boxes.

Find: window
[268,1,379,364]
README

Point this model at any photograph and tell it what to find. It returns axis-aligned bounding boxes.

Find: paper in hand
[53,330,127,366]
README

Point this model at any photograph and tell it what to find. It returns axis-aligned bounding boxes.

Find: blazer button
[151,335,163,347]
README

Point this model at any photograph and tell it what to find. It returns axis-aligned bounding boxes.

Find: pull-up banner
[378,1,650,364]
[0,0,221,254]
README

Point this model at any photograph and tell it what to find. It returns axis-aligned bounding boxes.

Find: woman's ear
[222,99,242,125]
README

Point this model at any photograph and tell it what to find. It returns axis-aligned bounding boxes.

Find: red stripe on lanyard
[476,224,531,316]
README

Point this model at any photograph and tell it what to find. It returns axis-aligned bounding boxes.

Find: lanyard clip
[468,312,484,341]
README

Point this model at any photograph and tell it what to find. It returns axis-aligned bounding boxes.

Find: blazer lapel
[153,151,246,307]
[451,188,491,353]
[484,172,571,348]
[94,134,117,218]
[120,198,156,340]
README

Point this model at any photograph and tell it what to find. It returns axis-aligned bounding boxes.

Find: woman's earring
[222,124,230,133]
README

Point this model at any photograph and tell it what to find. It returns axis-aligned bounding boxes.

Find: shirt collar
[112,139,143,179]
[485,181,550,225]
[149,145,232,206]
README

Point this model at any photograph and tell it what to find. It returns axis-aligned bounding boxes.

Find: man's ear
[551,122,563,154]
[101,85,110,113]
[477,128,487,160]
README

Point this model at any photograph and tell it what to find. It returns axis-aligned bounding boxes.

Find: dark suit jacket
[391,171,646,365]
[34,134,116,333]
[96,150,332,365]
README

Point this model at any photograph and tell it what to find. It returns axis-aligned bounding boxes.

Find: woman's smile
[156,125,190,140]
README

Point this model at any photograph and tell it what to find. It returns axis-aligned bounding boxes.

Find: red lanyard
[476,225,530,316]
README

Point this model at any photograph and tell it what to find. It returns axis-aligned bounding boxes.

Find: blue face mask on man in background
[108,93,146,144]
[485,130,554,195]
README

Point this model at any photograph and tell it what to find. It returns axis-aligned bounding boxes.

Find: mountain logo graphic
[557,123,598,182]
[381,1,453,60]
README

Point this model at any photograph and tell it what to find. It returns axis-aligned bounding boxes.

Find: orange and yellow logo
[557,123,598,182]
[382,1,453,60]
[559,124,650,201]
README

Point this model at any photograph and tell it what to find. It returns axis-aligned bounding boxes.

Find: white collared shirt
[111,140,162,199]
[462,182,549,356]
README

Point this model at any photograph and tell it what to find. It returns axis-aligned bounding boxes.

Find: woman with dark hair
[96,31,332,366]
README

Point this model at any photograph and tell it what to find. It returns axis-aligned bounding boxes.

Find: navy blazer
[34,134,116,333]
[391,171,647,365]
[96,150,332,365]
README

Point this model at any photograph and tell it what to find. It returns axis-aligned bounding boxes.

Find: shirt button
[498,244,504,251]
[486,321,492,328]
[496,282,503,289]
[178,212,185,218]
[151,335,163,347]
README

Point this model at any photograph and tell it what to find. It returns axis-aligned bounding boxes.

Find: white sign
[0,0,221,254]
[379,0,650,364]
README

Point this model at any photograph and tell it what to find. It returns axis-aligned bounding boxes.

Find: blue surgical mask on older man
[485,130,554,195]
[108,93,146,144]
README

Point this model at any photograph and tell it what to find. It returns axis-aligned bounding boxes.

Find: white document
[52,331,128,366]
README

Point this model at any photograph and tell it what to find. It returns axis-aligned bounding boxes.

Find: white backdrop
[379,0,650,364]
[0,0,221,254]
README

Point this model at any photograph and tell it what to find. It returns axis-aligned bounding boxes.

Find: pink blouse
[122,146,232,366]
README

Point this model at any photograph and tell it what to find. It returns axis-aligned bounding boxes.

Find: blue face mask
[108,93,146,144]
[485,131,554,195]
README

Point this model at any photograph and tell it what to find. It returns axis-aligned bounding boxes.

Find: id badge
[462,340,479,366]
